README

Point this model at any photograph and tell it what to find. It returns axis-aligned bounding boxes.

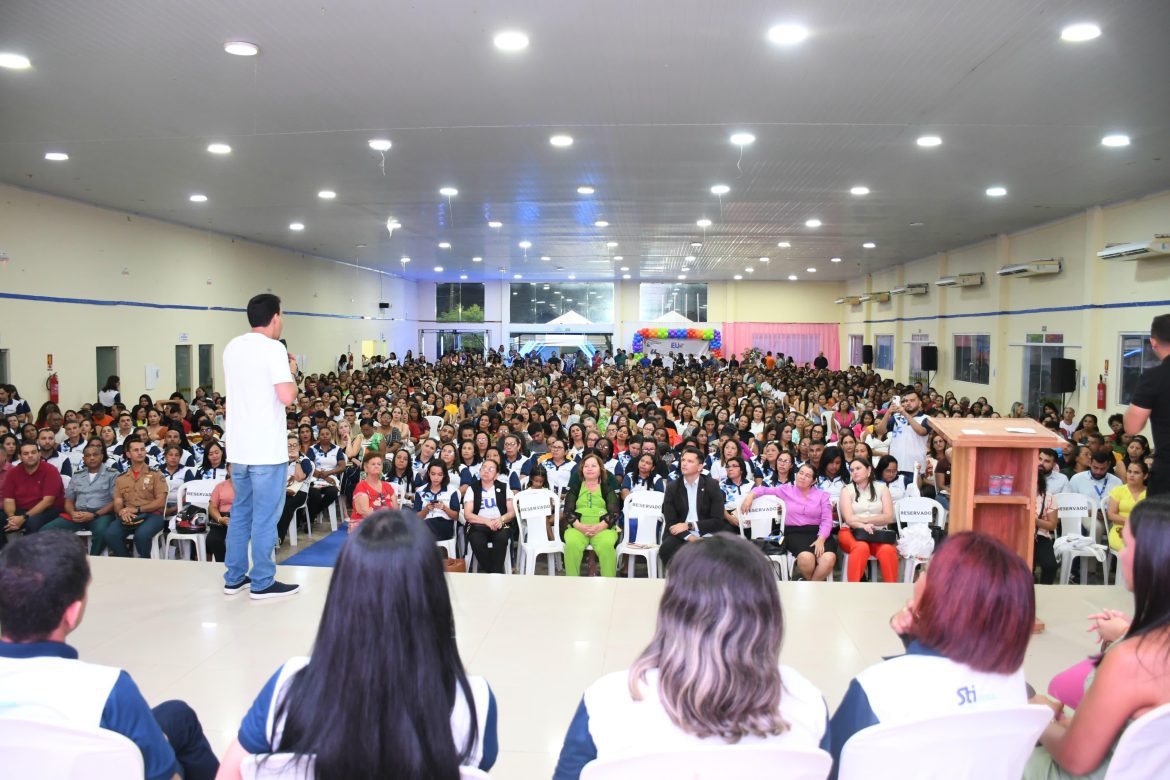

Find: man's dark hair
[0,533,90,641]
[1090,451,1114,466]
[1152,313,1170,344]
[246,293,282,328]
[680,446,704,463]
[1039,448,1059,460]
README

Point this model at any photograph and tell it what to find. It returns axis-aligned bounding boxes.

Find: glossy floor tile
[70,558,1132,779]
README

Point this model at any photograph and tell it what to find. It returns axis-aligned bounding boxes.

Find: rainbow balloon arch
[631,327,722,362]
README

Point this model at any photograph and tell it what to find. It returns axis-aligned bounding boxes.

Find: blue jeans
[101,513,165,557]
[226,462,285,590]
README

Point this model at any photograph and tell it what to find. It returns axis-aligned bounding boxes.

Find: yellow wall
[0,184,416,412]
[839,190,1170,418]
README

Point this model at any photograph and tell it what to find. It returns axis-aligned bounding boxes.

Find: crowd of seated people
[0,346,1159,578]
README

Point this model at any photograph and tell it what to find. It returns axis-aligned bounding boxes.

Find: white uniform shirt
[223,332,293,465]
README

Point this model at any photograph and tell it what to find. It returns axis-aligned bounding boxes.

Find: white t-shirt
[223,332,293,465]
[887,413,929,473]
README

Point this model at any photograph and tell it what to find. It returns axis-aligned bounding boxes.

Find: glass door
[1022,333,1064,417]
[175,345,192,399]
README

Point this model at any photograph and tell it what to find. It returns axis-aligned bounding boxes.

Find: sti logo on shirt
[956,685,977,706]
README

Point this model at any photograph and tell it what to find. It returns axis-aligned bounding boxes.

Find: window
[436,283,485,323]
[511,282,613,324]
[849,335,863,367]
[953,334,991,384]
[908,333,931,383]
[875,335,894,371]
[639,283,708,321]
[1120,333,1157,404]
[95,347,118,398]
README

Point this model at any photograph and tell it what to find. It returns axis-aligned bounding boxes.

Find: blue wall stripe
[863,297,1170,325]
[0,291,396,321]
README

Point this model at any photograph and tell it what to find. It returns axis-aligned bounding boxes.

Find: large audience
[0,344,1164,779]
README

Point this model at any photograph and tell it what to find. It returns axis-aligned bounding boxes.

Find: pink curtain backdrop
[722,323,840,370]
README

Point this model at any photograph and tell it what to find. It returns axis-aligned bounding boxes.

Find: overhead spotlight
[862,242,876,249]
[1060,23,1101,42]
[44,152,69,161]
[831,257,842,262]
[622,274,632,279]
[224,41,260,56]
[696,218,712,227]
[540,255,551,261]
[1101,134,1130,147]
[767,23,809,45]
[472,256,483,263]
[207,143,232,155]
[691,242,702,248]
[678,274,687,280]
[777,241,791,248]
[438,241,451,249]
[385,218,401,236]
[606,241,618,248]
[805,218,822,227]
[514,273,523,279]
[730,132,756,146]
[685,255,696,262]
[400,256,411,264]
[806,267,817,273]
[733,275,743,280]
[710,184,730,195]
[986,186,1008,197]
[613,255,623,260]
[916,135,942,147]
[439,186,458,197]
[850,185,870,195]
[788,274,799,280]
[459,274,468,280]
[189,193,208,203]
[620,266,629,271]
[745,267,754,273]
[519,240,532,249]
[493,30,529,52]
[577,186,595,194]
[433,266,444,272]
[568,274,576,279]
[0,52,32,69]
[368,138,392,151]
[549,134,574,147]
[318,190,337,199]
[289,222,305,231]
[488,221,503,228]
[594,220,609,227]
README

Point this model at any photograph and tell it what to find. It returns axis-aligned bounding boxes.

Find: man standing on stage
[222,294,300,599]
[1126,313,1170,496]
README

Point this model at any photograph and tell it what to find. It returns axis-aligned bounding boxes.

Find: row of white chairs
[8,699,1169,779]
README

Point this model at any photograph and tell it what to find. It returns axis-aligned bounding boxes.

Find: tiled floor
[72,557,1130,779]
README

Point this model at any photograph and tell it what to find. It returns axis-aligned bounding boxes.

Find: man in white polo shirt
[875,389,931,484]
[222,294,299,600]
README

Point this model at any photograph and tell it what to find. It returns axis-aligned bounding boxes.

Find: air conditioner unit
[935,272,985,288]
[835,296,861,305]
[890,283,929,296]
[858,292,891,303]
[1097,238,1170,261]
[997,259,1062,277]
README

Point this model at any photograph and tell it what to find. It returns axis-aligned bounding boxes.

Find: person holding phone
[413,461,460,541]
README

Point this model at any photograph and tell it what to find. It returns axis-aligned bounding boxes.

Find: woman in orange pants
[838,457,899,582]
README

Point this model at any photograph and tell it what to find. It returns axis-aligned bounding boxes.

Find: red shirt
[4,461,65,513]
[351,479,396,520]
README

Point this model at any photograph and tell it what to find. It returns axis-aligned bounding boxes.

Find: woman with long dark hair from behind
[1025,496,1170,778]
[553,533,829,779]
[217,510,498,779]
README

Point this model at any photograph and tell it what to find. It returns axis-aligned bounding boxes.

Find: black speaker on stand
[862,344,874,366]
[1051,357,1078,414]
[920,345,939,388]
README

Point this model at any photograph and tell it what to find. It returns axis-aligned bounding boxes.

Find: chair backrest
[581,744,831,780]
[514,488,558,542]
[60,473,71,490]
[1055,492,1095,539]
[738,494,785,541]
[425,415,444,435]
[838,704,1051,780]
[895,496,947,531]
[1104,702,1170,779]
[178,478,221,512]
[623,490,665,545]
[0,717,145,779]
[821,410,835,439]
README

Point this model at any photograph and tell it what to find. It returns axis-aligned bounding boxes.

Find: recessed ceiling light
[594,220,609,227]
[1060,22,1101,42]
[691,242,702,248]
[620,266,629,271]
[760,257,770,263]
[788,274,799,280]
[568,274,576,279]
[514,273,523,279]
[986,186,1008,197]
[577,186,595,195]
[472,256,483,263]
[401,256,411,263]
[606,241,618,248]
[730,132,756,146]
[777,241,791,248]
[488,221,503,228]
[355,243,367,248]
[682,267,691,272]
[439,186,458,197]
[433,266,444,272]
[745,267,754,273]
[862,242,876,249]
[519,240,532,249]
[1101,134,1130,147]
[540,255,551,261]
[493,30,529,52]
[710,184,730,195]
[549,134,574,147]
[622,274,632,279]
[831,256,842,262]
[459,274,468,280]
[850,185,870,196]
[289,222,305,231]
[189,193,208,203]
[805,218,822,228]
[368,138,392,151]
[733,274,743,280]
[43,152,69,161]
[909,221,925,227]
[767,23,810,45]
[0,52,32,70]
[613,255,623,260]
[696,218,713,228]
[916,135,943,147]
[678,274,687,280]
[206,143,232,155]
[806,267,817,273]
[224,41,259,56]
[438,241,451,249]
[317,190,336,199]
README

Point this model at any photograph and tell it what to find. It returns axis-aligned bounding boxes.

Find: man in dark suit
[659,446,731,566]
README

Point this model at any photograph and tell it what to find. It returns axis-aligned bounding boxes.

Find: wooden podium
[930,418,1067,568]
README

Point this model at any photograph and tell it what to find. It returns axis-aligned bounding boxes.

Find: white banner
[644,338,709,356]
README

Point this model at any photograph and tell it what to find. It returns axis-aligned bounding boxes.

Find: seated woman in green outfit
[1025,495,1170,779]
[562,453,621,577]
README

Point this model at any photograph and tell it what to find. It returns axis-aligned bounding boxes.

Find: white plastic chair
[165,479,221,562]
[0,717,144,778]
[737,494,790,581]
[615,491,666,578]
[1054,493,1100,585]
[580,744,831,780]
[1104,701,1170,779]
[515,488,564,575]
[425,415,444,438]
[894,496,947,582]
[837,705,1052,780]
[821,409,835,441]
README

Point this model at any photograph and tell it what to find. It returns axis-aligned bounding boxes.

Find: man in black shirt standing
[1126,313,1170,495]
[813,351,830,370]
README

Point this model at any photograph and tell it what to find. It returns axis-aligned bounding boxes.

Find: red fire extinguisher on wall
[1097,374,1107,410]
[46,353,59,404]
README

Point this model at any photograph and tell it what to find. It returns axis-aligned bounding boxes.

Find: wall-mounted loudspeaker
[921,345,938,372]
[862,344,874,365]
[378,302,390,310]
[1051,358,1077,394]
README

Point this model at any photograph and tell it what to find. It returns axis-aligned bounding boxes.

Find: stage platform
[73,558,1129,779]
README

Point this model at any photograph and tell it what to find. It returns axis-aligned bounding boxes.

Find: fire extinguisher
[47,373,60,404]
[1097,375,1106,410]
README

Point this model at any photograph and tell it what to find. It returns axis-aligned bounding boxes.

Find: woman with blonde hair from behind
[553,534,829,779]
